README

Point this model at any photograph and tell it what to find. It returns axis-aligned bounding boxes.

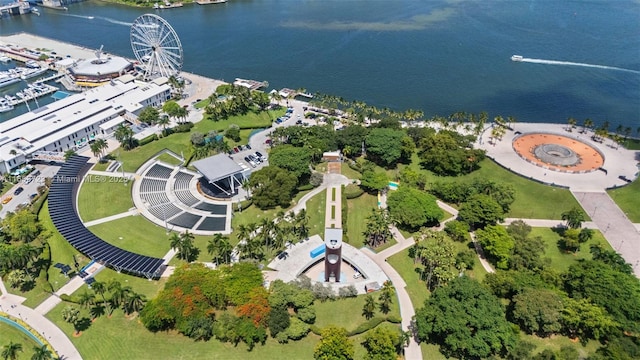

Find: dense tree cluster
[415,276,516,359]
[387,187,443,230]
[268,145,314,183]
[430,178,515,212]
[249,166,298,209]
[235,210,309,261]
[412,230,457,290]
[418,130,485,176]
[364,128,413,168]
[204,84,268,121]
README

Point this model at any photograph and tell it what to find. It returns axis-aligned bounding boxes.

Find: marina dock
[5,83,59,107]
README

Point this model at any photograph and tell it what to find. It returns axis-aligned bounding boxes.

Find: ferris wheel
[130,14,183,79]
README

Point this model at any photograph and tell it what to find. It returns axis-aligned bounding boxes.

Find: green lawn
[45,296,397,360]
[345,193,377,248]
[314,293,400,332]
[305,192,326,237]
[91,268,167,299]
[0,322,41,360]
[453,160,584,220]
[387,249,430,309]
[117,110,280,173]
[77,177,134,222]
[384,156,584,220]
[607,177,640,222]
[9,202,91,308]
[45,301,319,360]
[87,216,172,258]
[91,161,109,172]
[522,333,599,358]
[340,162,362,180]
[156,152,183,166]
[529,227,613,272]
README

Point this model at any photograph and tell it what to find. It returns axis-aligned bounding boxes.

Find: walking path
[0,278,83,360]
[573,191,640,276]
[82,208,138,227]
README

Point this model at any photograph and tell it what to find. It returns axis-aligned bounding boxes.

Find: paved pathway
[573,191,640,276]
[0,278,82,360]
[82,209,138,227]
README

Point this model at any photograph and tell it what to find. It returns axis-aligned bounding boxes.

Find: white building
[0,77,170,173]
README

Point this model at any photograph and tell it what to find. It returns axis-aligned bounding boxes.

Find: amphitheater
[133,159,232,235]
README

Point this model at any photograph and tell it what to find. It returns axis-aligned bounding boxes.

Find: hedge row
[139,133,159,146]
[310,315,401,337]
[344,184,364,199]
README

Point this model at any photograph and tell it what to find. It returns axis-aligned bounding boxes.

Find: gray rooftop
[192,154,244,183]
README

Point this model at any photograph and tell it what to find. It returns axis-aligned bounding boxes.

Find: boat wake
[60,13,94,20]
[96,16,133,26]
[519,57,640,74]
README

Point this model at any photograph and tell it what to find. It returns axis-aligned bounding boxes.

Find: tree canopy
[419,131,485,176]
[457,194,505,229]
[415,276,516,359]
[364,128,412,167]
[314,326,354,360]
[475,225,515,269]
[387,187,443,229]
[268,145,313,183]
[249,166,298,209]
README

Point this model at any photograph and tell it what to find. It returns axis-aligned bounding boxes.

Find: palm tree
[169,232,181,251]
[567,117,577,131]
[362,294,376,320]
[91,281,111,316]
[114,124,135,150]
[207,233,232,265]
[89,141,102,159]
[157,115,170,135]
[61,306,80,334]
[77,291,95,309]
[123,292,146,315]
[561,207,585,229]
[178,230,198,262]
[30,345,52,360]
[583,118,593,133]
[94,138,108,158]
[89,302,106,320]
[378,280,395,314]
[111,284,133,311]
[1,342,22,360]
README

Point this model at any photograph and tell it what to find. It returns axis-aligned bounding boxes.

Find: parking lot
[0,164,60,217]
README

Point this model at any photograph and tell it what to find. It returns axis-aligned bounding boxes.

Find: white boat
[25,60,40,68]
[0,73,21,88]
[5,95,17,102]
[0,55,11,63]
[511,55,523,62]
[0,101,14,113]
[20,66,48,80]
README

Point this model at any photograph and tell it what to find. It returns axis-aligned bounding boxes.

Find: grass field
[45,297,398,360]
[91,161,109,172]
[345,193,377,248]
[314,293,400,332]
[0,322,40,360]
[156,153,183,166]
[87,216,172,258]
[607,177,640,222]
[522,333,599,358]
[91,268,167,299]
[529,227,612,272]
[387,249,430,308]
[388,157,584,220]
[305,192,326,237]
[9,203,91,308]
[340,162,362,180]
[117,109,281,172]
[77,177,134,222]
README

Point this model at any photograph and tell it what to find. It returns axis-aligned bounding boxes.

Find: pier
[0,2,33,17]
[6,84,58,107]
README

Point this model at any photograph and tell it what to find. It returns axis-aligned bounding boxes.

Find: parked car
[244,156,256,168]
[2,196,12,204]
[255,151,267,161]
[245,144,252,150]
[14,187,24,196]
[248,154,260,164]
[233,147,240,153]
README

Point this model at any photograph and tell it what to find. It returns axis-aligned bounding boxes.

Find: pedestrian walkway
[0,278,82,360]
[82,208,138,227]
[573,191,640,276]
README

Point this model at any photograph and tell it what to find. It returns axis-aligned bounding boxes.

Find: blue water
[0,0,638,128]
[0,315,45,346]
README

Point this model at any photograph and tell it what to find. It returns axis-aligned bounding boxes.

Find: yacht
[0,72,21,88]
[25,60,40,68]
[5,95,17,102]
[0,55,11,63]
[511,55,523,62]
[20,66,48,80]
[0,100,14,113]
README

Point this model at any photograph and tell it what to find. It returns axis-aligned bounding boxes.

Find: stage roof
[192,154,244,183]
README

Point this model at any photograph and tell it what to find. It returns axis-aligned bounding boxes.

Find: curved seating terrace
[49,156,164,279]
[133,159,232,235]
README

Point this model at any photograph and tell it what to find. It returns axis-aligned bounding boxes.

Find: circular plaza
[512,133,604,173]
